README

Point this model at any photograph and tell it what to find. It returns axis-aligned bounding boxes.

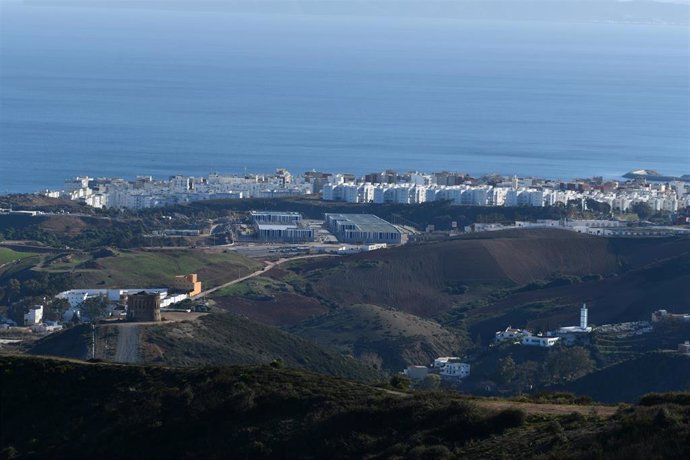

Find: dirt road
[113,324,139,363]
[194,253,336,298]
[471,399,617,417]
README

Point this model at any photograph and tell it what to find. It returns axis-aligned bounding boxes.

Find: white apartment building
[24,305,44,326]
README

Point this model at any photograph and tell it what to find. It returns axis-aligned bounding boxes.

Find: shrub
[639,392,690,406]
[489,409,526,431]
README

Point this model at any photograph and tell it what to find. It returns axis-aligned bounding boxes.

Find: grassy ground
[38,248,263,289]
[0,247,38,265]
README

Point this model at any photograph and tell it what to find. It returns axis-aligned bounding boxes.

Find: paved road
[113,324,140,363]
[194,253,336,298]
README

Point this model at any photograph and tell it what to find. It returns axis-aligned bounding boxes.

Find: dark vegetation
[2,355,690,460]
[560,353,690,403]
[289,304,462,371]
[139,313,382,382]
[30,313,382,383]
[203,230,690,393]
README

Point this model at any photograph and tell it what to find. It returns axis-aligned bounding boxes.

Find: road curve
[194,253,337,298]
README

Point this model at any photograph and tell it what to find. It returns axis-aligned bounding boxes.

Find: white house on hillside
[522,335,559,347]
[495,327,532,342]
[433,357,470,379]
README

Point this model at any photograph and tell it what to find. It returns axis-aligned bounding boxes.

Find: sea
[0,2,689,193]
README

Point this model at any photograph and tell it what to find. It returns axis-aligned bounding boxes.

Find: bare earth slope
[290,304,462,370]
[273,230,690,318]
[138,313,382,383]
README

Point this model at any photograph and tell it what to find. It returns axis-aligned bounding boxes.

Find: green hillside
[2,355,690,460]
[4,247,262,290]
[0,247,38,265]
[66,248,262,289]
[290,304,463,371]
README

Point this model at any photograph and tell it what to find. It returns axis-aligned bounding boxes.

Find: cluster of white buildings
[55,288,187,322]
[48,170,314,209]
[495,304,593,348]
[0,305,64,334]
[42,169,689,213]
[467,219,690,238]
[322,178,687,213]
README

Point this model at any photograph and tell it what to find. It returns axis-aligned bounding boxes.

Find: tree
[417,374,441,390]
[21,279,43,297]
[45,298,70,322]
[631,202,654,220]
[5,278,21,303]
[544,347,594,383]
[82,296,108,323]
[585,199,611,215]
[497,356,517,386]
[389,374,411,391]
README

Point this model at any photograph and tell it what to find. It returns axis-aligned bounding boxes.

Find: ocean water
[0,2,688,193]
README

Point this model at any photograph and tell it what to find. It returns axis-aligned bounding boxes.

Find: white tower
[580,303,588,330]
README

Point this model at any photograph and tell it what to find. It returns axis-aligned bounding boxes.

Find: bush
[405,445,453,460]
[639,392,690,406]
[489,408,526,431]
[390,374,412,391]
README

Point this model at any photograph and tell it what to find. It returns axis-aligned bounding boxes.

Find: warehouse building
[249,211,314,242]
[249,211,302,225]
[324,213,401,244]
[256,224,314,242]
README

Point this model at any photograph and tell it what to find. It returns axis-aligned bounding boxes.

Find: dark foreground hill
[2,355,690,460]
[29,313,381,383]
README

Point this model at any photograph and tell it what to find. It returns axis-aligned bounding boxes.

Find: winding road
[106,254,335,363]
[194,253,336,298]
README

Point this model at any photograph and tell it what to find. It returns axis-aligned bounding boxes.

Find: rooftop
[325,213,400,234]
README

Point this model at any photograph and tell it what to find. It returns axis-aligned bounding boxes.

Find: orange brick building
[173,273,202,296]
